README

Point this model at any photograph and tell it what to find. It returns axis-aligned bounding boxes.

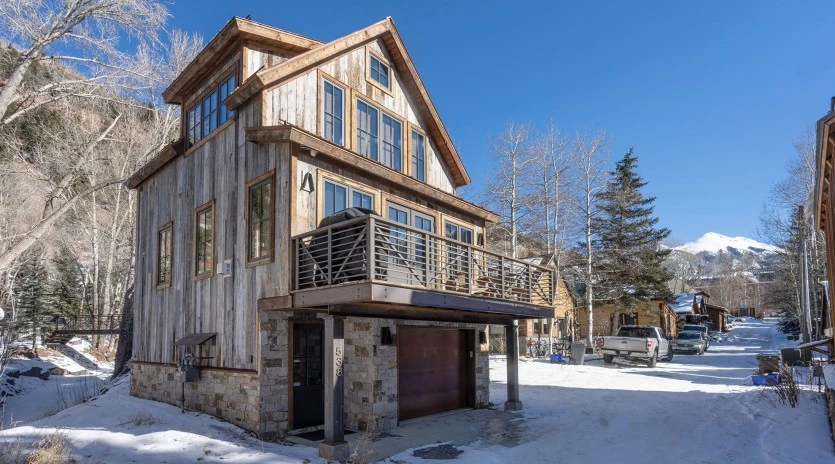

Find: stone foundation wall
[130,362,260,433]
[258,311,290,440]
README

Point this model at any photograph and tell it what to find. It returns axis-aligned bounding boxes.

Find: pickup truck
[601,325,673,368]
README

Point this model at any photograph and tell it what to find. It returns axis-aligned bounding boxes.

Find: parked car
[681,324,710,350]
[673,331,707,354]
[601,325,673,368]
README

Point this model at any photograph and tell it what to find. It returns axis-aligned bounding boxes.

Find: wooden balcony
[285,215,555,321]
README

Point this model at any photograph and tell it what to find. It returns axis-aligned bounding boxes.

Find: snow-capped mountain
[675,232,781,256]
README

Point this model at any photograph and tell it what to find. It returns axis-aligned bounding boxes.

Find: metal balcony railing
[292,215,555,307]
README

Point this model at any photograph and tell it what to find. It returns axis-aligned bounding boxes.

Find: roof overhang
[162,17,322,104]
[125,138,184,189]
[247,124,498,222]
[224,17,470,187]
[815,110,835,231]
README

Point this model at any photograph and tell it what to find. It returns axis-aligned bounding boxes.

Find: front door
[292,323,324,429]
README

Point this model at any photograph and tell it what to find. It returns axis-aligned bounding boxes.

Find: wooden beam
[246,125,499,222]
[319,316,349,461]
[330,303,517,325]
[504,321,523,411]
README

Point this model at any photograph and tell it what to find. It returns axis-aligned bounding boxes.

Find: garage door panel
[398,327,468,421]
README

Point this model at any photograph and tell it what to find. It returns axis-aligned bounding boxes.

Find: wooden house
[812,100,835,358]
[126,17,555,460]
[575,299,678,342]
[705,303,729,332]
[517,257,578,354]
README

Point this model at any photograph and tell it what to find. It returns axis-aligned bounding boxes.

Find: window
[444,221,473,280]
[157,223,173,288]
[186,72,236,148]
[322,80,344,145]
[368,53,390,89]
[247,174,273,263]
[444,222,473,244]
[381,114,402,172]
[410,130,426,182]
[323,179,374,217]
[355,99,404,172]
[356,100,379,161]
[386,203,434,271]
[194,202,215,277]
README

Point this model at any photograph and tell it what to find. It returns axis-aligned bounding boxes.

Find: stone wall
[130,362,260,433]
[258,311,290,440]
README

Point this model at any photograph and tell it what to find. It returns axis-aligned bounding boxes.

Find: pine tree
[13,252,51,351]
[592,149,672,312]
[50,248,87,320]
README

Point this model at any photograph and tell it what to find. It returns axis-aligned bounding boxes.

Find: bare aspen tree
[485,123,537,258]
[573,130,609,346]
[0,0,168,126]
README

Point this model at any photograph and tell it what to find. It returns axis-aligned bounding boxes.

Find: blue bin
[751,373,780,386]
[550,354,563,363]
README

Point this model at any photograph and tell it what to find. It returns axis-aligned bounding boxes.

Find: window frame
[354,96,406,173]
[193,200,216,279]
[366,48,392,94]
[408,125,428,182]
[320,177,376,220]
[157,221,173,289]
[320,75,346,147]
[245,170,276,267]
[184,69,238,151]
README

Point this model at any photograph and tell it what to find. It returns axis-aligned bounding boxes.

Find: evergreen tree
[50,248,87,320]
[592,149,673,311]
[13,252,51,350]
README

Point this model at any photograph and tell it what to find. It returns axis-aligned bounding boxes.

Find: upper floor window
[368,53,390,89]
[445,222,473,244]
[356,99,403,173]
[186,73,236,148]
[323,79,344,146]
[157,222,173,288]
[410,129,426,182]
[194,201,215,277]
[323,179,374,217]
[247,173,274,264]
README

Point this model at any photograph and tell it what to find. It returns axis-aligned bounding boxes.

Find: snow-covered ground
[0,320,832,463]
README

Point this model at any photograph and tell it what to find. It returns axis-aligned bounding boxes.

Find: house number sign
[335,345,343,377]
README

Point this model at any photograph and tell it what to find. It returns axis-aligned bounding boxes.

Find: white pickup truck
[601,325,673,368]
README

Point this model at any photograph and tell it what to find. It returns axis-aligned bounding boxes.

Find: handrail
[292,214,555,307]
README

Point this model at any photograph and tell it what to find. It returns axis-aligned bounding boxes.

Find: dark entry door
[398,327,472,421]
[292,323,324,429]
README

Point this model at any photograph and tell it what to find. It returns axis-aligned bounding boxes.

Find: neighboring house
[516,257,578,354]
[125,17,555,460]
[575,299,678,341]
[812,100,835,357]
[705,303,730,332]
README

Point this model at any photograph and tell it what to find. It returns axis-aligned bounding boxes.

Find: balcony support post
[504,319,523,411]
[319,315,348,461]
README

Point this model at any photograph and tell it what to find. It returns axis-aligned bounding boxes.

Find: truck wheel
[647,351,658,368]
[603,354,614,364]
[665,349,674,362]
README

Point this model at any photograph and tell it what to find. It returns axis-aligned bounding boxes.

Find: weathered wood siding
[264,38,456,194]
[134,96,291,370]
[244,45,294,80]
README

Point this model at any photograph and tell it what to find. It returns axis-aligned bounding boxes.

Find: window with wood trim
[323,178,374,217]
[247,174,274,263]
[410,129,426,182]
[356,99,379,161]
[157,223,173,287]
[355,98,404,173]
[194,202,215,277]
[381,113,402,171]
[368,53,390,89]
[186,73,236,148]
[322,79,344,146]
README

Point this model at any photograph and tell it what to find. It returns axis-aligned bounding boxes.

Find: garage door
[397,327,472,421]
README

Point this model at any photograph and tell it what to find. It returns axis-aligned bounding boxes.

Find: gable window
[322,79,344,146]
[157,223,173,288]
[356,100,379,161]
[247,173,274,264]
[410,129,426,182]
[323,179,374,217]
[368,53,390,89]
[186,73,236,148]
[194,201,215,277]
[355,99,404,172]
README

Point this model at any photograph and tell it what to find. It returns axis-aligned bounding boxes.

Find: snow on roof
[675,232,781,255]
[671,292,701,314]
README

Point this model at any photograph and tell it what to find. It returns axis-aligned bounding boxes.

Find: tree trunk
[112,285,134,379]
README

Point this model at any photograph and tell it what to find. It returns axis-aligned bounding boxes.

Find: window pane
[219,74,235,123]
[356,101,378,161]
[382,114,402,171]
[196,206,214,275]
[158,226,172,285]
[249,180,272,261]
[460,228,473,244]
[324,181,347,217]
[352,191,372,210]
[445,223,458,240]
[202,91,218,135]
[323,81,344,145]
[370,55,390,88]
[411,131,425,181]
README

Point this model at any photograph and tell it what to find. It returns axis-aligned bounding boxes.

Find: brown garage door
[398,327,472,421]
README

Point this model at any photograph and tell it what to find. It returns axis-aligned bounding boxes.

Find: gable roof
[223,17,471,187]
[163,17,322,104]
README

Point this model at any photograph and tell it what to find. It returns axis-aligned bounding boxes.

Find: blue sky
[169,1,835,243]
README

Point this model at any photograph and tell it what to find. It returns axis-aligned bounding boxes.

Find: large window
[368,53,390,89]
[247,173,274,264]
[186,73,236,148]
[323,179,374,217]
[410,129,426,182]
[356,99,403,172]
[194,201,215,277]
[444,221,473,280]
[322,79,344,146]
[157,223,173,288]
